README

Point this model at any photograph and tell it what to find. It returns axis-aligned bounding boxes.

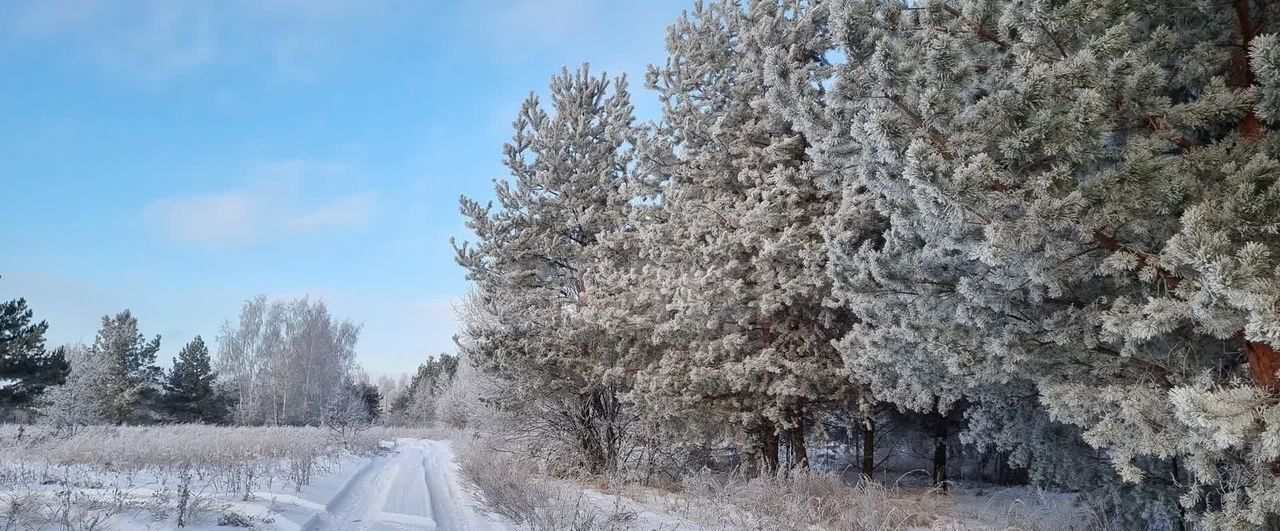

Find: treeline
[0,293,385,430]
[453,0,1280,528]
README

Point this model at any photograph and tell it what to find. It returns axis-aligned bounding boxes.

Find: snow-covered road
[299,440,503,531]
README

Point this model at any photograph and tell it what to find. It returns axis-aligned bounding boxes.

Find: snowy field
[0,425,503,530]
[0,424,1095,530]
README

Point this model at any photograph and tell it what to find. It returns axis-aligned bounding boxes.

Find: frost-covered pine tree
[797,0,1280,526]
[387,353,458,424]
[163,336,226,424]
[624,0,851,469]
[0,296,68,415]
[454,65,636,474]
[90,310,161,425]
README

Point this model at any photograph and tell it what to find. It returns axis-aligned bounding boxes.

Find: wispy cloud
[143,160,377,246]
[288,192,377,231]
[489,0,595,45]
[4,0,397,81]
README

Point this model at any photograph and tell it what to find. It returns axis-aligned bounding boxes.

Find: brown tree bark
[1243,334,1280,391]
[1232,0,1264,143]
[1229,0,1280,392]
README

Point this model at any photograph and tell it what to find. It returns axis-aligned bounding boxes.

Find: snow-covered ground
[285,439,504,531]
[1,425,1091,530]
[561,483,1091,531]
[172,440,505,530]
[0,434,509,530]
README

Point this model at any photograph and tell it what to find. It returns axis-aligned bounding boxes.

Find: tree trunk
[1231,0,1263,142]
[594,386,621,476]
[758,425,779,475]
[785,421,808,469]
[932,413,949,492]
[577,395,606,475]
[862,416,875,479]
[574,387,623,476]
[1245,338,1280,392]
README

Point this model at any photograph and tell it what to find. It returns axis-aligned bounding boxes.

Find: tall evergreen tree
[163,336,225,423]
[787,0,1280,525]
[454,65,637,474]
[0,297,69,414]
[90,310,161,425]
[623,0,850,469]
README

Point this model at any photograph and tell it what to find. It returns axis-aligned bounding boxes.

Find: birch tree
[216,296,359,426]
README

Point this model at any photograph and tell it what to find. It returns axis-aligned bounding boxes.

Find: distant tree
[0,296,70,416]
[39,345,104,431]
[90,310,161,424]
[352,381,381,423]
[390,353,459,416]
[374,372,410,413]
[216,296,360,425]
[163,336,227,423]
[323,382,378,441]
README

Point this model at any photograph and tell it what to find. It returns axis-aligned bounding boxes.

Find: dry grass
[930,486,1104,531]
[454,436,640,531]
[663,468,938,531]
[452,424,945,531]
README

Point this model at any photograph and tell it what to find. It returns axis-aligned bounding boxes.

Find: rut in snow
[303,440,498,531]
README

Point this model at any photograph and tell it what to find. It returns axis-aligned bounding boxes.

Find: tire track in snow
[423,442,465,531]
[380,444,437,529]
[302,440,501,531]
[304,453,399,531]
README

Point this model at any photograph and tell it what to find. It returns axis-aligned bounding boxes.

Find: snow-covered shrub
[37,345,105,433]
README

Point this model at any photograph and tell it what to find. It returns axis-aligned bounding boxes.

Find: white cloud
[289,191,376,230]
[5,0,396,80]
[144,191,257,246]
[143,160,377,246]
[490,0,594,45]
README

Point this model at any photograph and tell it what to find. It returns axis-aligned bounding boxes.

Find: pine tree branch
[1091,230,1183,290]
[938,4,1008,51]
[882,93,958,161]
[1093,229,1280,393]
[1038,22,1068,59]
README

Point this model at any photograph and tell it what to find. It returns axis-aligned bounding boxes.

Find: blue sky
[0,0,687,376]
